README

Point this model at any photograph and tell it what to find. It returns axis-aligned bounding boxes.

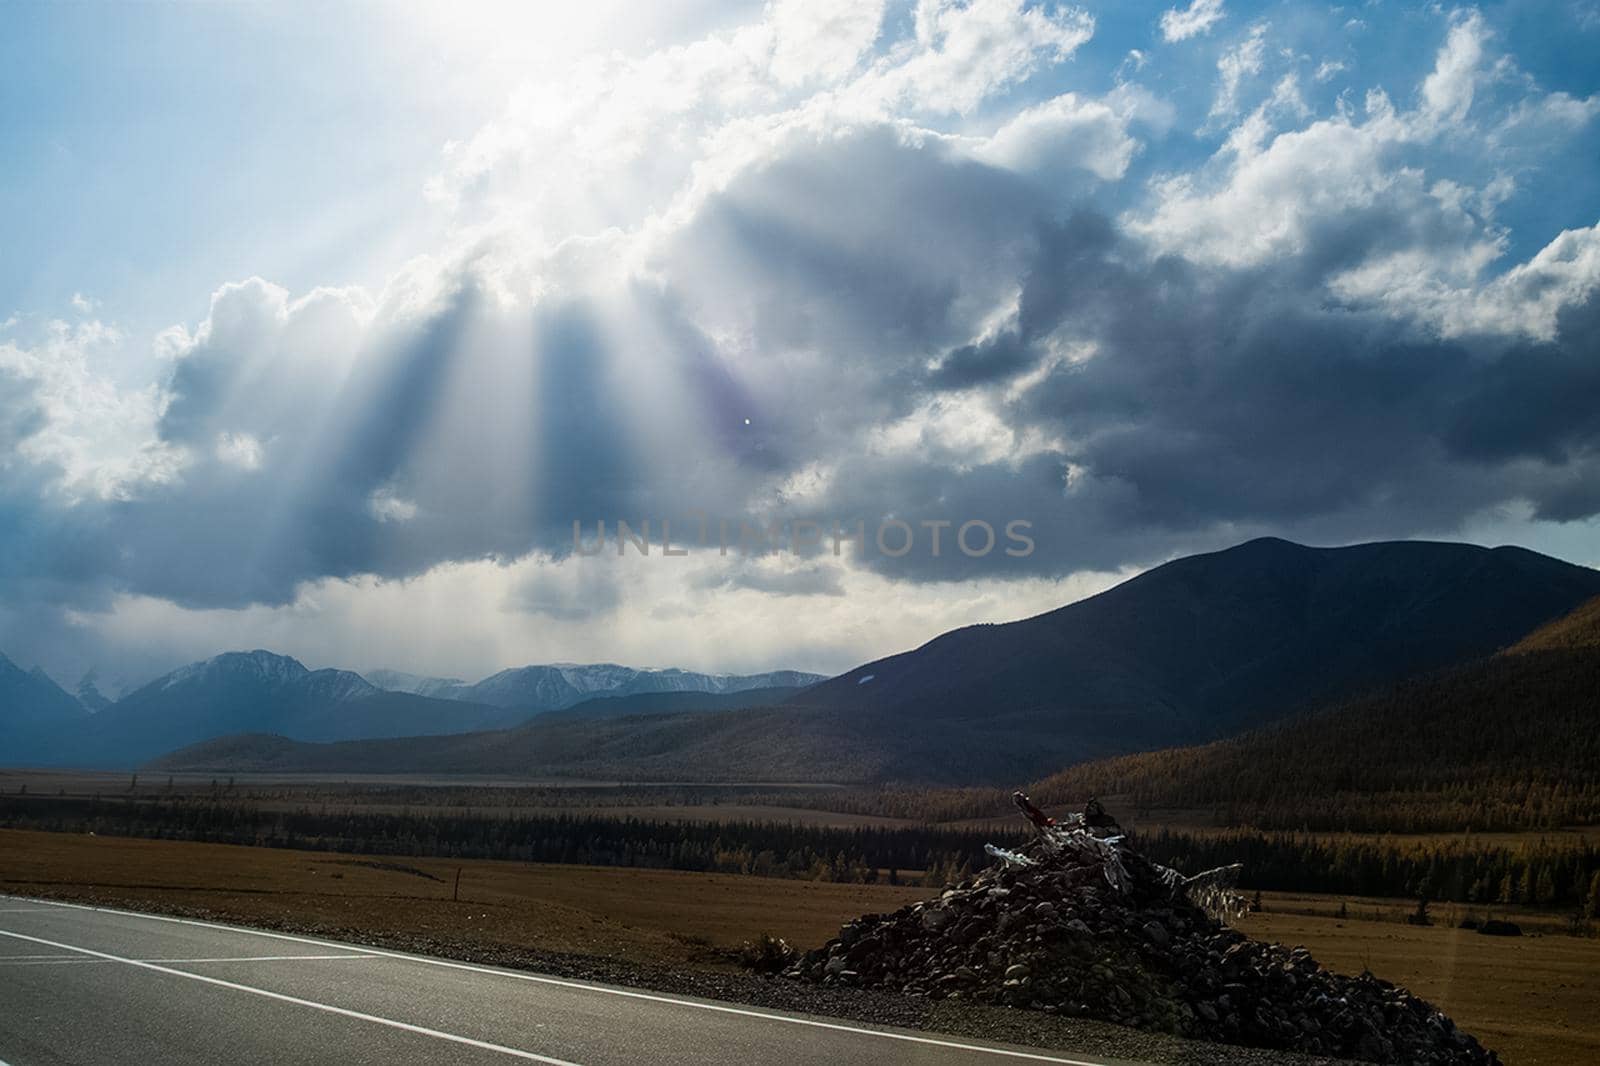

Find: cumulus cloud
[768,0,884,86]
[976,93,1138,182]
[1136,11,1565,289]
[869,0,1094,115]
[1161,0,1226,43]
[5,3,1600,680]
[1419,11,1489,130]
[0,320,181,502]
[1413,222,1600,340]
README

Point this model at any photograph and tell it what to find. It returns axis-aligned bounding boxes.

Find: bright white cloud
[1354,222,1600,340]
[1129,9,1600,356]
[1419,11,1488,130]
[423,0,1095,279]
[768,0,885,87]
[976,92,1137,182]
[1136,16,1558,296]
[1210,23,1268,119]
[867,391,1057,471]
[0,320,182,501]
[1139,92,1412,267]
[868,0,1095,115]
[1161,0,1226,43]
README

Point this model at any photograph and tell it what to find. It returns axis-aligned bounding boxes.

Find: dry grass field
[1238,905,1600,1066]
[0,769,906,828]
[3,828,1597,1064]
[0,828,926,967]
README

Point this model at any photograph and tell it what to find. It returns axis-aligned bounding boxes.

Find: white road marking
[2,894,1110,1065]
[0,928,585,1066]
[0,953,376,964]
[0,953,83,959]
[143,954,382,963]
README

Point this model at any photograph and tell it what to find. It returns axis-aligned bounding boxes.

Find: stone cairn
[787,795,1497,1065]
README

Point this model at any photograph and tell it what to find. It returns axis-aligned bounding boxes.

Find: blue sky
[3,0,1599,688]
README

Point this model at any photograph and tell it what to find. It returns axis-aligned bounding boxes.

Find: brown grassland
[0,828,925,967]
[2,828,1596,1066]
[1235,904,1600,1066]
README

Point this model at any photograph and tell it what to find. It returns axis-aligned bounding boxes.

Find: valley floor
[1,829,1594,1065]
[1235,903,1599,1066]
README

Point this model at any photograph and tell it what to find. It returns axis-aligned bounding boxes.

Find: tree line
[0,793,1010,886]
[4,792,1598,908]
[1135,828,1600,909]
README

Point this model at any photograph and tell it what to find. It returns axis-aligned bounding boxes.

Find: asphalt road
[0,895,1132,1066]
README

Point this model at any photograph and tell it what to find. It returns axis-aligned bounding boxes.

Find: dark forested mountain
[364,664,824,712]
[1,652,90,758]
[1029,593,1600,832]
[790,537,1600,754]
[547,685,808,719]
[149,539,1600,784]
[9,650,526,768]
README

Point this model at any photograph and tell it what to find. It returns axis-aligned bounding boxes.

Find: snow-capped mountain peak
[161,650,309,690]
[362,661,826,712]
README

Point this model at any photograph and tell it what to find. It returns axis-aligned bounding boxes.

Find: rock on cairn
[786,795,1496,1065]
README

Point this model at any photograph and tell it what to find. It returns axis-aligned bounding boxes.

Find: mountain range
[0,651,824,768]
[149,538,1600,784]
[0,651,91,760]
[363,664,824,712]
[775,536,1600,776]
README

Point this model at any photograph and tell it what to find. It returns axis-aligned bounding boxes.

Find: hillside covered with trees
[1030,596,1600,833]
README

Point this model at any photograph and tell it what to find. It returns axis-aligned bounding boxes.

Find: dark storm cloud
[4,122,1600,621]
[1006,214,1600,531]
[792,204,1600,583]
[928,210,1118,389]
[1442,297,1600,470]
[664,126,1048,412]
[928,332,1036,389]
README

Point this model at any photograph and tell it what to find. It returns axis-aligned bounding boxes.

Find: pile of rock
[787,807,1497,1065]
